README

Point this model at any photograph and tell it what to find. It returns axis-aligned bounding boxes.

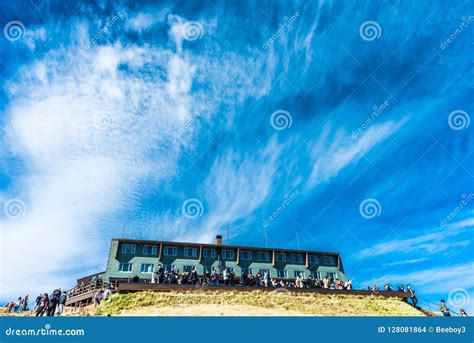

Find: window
[184,247,197,257]
[121,244,136,254]
[162,264,172,272]
[275,253,286,262]
[294,271,305,277]
[322,256,336,265]
[259,269,270,276]
[183,265,194,273]
[240,251,252,260]
[311,271,322,279]
[327,272,337,279]
[291,254,303,263]
[140,264,154,273]
[257,252,270,261]
[222,250,234,259]
[276,269,287,278]
[143,245,157,255]
[308,255,319,265]
[118,263,133,272]
[241,268,252,277]
[203,248,216,258]
[163,246,177,256]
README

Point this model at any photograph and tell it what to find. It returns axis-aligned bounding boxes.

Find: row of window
[120,244,335,265]
[118,263,338,279]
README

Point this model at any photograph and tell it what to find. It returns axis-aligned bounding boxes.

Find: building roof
[112,237,341,257]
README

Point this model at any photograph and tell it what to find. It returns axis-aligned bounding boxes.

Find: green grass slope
[96,290,425,316]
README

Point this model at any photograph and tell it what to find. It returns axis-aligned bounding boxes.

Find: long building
[104,235,348,283]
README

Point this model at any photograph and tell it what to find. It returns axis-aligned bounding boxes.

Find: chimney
[216,235,222,246]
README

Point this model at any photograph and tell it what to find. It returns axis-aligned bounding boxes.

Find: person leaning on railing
[439,299,451,316]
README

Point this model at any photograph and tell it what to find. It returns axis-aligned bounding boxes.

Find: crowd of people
[367,283,418,305]
[4,289,68,316]
[137,265,355,290]
[4,267,469,317]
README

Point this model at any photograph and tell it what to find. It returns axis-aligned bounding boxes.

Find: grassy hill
[96,289,425,316]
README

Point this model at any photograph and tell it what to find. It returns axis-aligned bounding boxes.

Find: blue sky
[0,0,473,313]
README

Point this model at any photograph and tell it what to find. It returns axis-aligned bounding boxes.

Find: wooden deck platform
[117,282,409,298]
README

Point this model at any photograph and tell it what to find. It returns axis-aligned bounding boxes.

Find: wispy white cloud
[306,117,409,189]
[0,12,280,300]
[1,19,207,299]
[355,218,474,260]
[200,138,282,237]
[384,257,430,267]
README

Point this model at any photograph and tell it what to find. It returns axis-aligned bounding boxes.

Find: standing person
[12,297,22,313]
[102,287,112,301]
[211,270,218,286]
[223,268,229,286]
[190,268,199,285]
[323,276,329,289]
[295,275,301,288]
[21,295,29,312]
[47,290,60,316]
[439,300,451,316]
[35,294,49,317]
[56,292,67,315]
[157,265,164,284]
[263,271,270,288]
[33,294,42,311]
[94,290,102,307]
[255,272,262,287]
[460,309,468,317]
[407,284,418,307]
